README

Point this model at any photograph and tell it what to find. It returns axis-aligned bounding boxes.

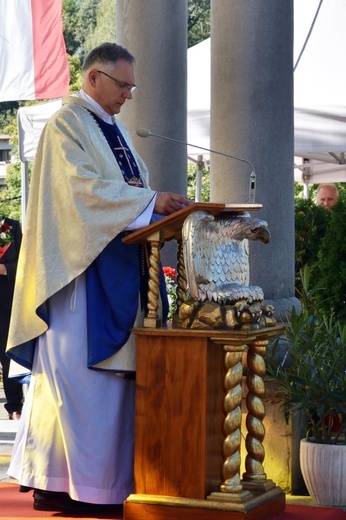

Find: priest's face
[89,60,136,115]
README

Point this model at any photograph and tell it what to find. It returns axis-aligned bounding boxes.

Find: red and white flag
[0,0,70,101]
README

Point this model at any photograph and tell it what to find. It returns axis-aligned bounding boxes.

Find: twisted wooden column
[243,339,268,483]
[143,239,161,328]
[208,341,251,504]
[174,239,187,321]
[220,345,244,493]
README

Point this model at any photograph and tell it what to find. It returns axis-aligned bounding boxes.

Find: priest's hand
[154,192,193,215]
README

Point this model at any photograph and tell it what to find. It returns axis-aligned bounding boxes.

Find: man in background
[0,217,23,420]
[316,183,339,210]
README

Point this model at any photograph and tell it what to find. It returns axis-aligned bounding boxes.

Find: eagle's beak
[258,227,271,244]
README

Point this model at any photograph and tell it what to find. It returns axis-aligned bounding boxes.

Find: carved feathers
[182,210,270,305]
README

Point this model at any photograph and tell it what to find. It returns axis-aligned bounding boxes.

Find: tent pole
[195,154,204,202]
[21,161,29,226]
[303,181,309,200]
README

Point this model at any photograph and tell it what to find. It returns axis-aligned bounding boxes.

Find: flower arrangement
[0,219,13,247]
[163,266,177,321]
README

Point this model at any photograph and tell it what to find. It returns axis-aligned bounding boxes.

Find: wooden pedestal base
[125,327,285,520]
[124,485,285,520]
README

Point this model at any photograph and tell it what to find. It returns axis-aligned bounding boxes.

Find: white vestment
[6,93,159,504]
[8,274,136,504]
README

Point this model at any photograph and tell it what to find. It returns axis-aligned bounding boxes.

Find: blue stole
[89,113,144,187]
[85,114,168,372]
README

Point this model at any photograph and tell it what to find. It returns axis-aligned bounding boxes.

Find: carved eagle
[182,210,270,305]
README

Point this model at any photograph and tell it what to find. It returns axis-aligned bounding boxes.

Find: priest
[6,42,191,515]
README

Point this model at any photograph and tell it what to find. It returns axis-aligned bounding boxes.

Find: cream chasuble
[6,95,158,504]
[6,96,156,367]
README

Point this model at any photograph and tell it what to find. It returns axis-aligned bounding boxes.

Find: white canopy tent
[293,0,346,191]
[17,0,346,217]
[187,0,346,191]
[18,99,62,162]
[17,99,62,222]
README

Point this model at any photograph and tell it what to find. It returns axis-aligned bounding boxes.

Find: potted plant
[267,268,346,506]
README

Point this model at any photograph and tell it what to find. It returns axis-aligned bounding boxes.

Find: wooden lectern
[122,203,285,520]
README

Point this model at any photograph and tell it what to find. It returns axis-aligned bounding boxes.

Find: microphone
[136,128,256,203]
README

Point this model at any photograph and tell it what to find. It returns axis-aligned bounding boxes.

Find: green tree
[63,0,100,58]
[84,0,116,54]
[0,163,23,221]
[294,198,331,293]
[188,0,210,47]
[187,162,210,202]
[314,194,346,322]
[62,0,81,56]
[0,102,20,133]
[68,55,83,93]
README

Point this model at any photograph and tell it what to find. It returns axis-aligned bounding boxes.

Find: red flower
[0,222,10,233]
[163,266,176,279]
[325,412,344,433]
[0,219,13,247]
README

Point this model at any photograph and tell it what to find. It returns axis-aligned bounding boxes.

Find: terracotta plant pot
[300,438,346,506]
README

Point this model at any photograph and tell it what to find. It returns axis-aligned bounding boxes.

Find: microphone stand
[137,128,256,204]
[188,154,205,202]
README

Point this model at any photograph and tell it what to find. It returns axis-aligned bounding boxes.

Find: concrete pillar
[210,2,303,493]
[210,1,297,312]
[116,0,188,198]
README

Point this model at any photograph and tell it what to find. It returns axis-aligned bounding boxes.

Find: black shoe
[33,489,122,515]
[19,485,33,493]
